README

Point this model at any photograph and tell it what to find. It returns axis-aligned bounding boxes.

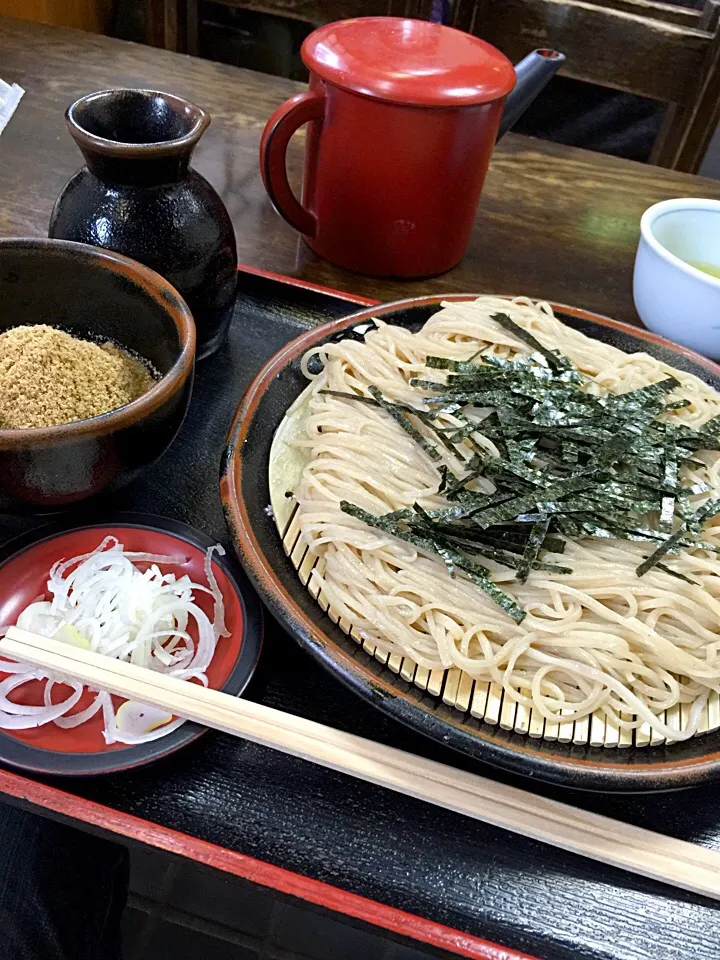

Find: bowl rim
[0,238,196,443]
[639,197,720,289]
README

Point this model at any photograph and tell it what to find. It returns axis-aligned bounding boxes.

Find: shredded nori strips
[325,318,720,618]
[489,312,581,381]
[340,500,526,622]
[636,498,720,576]
[517,515,551,583]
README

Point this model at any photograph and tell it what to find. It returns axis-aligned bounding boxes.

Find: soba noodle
[292,297,720,741]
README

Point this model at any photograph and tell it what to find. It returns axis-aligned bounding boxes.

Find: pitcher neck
[65,89,210,187]
[80,151,193,186]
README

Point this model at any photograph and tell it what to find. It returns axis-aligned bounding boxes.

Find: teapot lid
[302,17,516,107]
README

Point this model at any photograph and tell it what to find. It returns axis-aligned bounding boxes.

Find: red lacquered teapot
[260,17,564,279]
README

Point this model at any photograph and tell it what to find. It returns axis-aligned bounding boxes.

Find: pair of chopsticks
[2,625,720,902]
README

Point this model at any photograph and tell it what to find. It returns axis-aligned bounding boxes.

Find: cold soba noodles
[291,296,720,742]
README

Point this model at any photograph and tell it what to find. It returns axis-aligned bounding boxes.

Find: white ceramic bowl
[634,198,720,359]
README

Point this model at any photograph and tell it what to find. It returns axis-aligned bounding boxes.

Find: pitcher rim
[65,88,211,159]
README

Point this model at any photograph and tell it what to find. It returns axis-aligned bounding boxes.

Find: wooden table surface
[5,17,720,960]
[3,14,720,326]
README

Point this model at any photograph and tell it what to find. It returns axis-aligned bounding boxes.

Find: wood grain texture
[0,26,702,300]
[209,0,387,23]
[582,0,706,28]
[449,0,720,173]
[659,20,720,170]
[453,0,711,101]
[438,0,720,172]
[146,0,186,50]
[3,18,720,324]
[185,0,712,29]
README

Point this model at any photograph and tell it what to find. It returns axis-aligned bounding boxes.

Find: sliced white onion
[124,552,188,564]
[53,690,105,729]
[0,672,52,713]
[1,539,228,744]
[104,707,184,745]
[205,545,230,640]
[49,536,119,582]
[115,700,174,736]
[0,672,82,729]
[100,690,114,734]
[0,658,37,674]
[16,601,61,637]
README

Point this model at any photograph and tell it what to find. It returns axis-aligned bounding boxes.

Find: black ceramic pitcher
[49,89,237,359]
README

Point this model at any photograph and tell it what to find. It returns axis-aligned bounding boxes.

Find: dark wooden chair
[442,0,720,172]
[150,0,720,173]
[146,0,187,51]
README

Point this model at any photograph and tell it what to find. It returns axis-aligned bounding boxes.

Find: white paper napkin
[0,79,24,136]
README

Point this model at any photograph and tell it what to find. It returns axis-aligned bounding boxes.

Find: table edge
[0,766,535,960]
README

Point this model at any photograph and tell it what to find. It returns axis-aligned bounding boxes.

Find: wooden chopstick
[2,625,720,902]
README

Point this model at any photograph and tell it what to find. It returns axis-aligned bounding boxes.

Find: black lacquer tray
[2,269,720,960]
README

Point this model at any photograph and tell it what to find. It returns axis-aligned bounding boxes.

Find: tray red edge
[0,767,533,960]
[0,264,536,960]
[237,262,380,306]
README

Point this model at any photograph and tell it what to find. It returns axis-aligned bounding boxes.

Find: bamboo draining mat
[4,625,720,903]
[270,392,720,750]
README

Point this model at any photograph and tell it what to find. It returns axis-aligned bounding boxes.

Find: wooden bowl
[0,238,195,508]
[222,294,720,792]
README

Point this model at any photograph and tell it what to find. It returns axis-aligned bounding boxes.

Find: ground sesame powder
[0,325,156,429]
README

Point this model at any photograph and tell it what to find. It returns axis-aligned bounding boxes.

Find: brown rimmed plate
[221,294,720,792]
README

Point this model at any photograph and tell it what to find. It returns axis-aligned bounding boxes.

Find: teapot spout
[498,49,565,139]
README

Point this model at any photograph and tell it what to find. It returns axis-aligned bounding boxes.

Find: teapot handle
[260,91,325,237]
